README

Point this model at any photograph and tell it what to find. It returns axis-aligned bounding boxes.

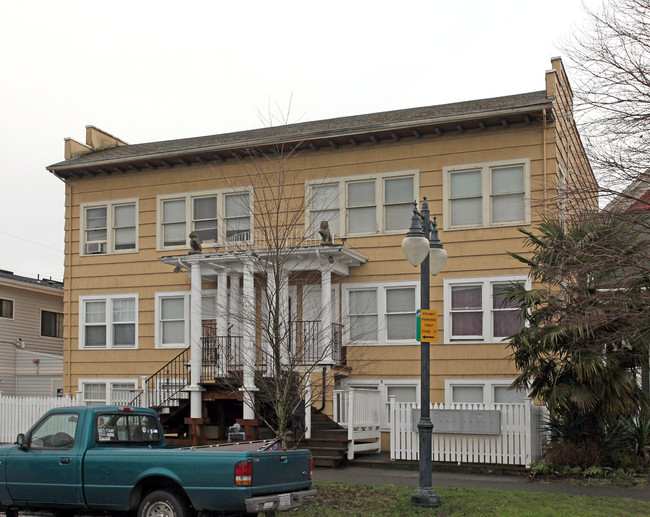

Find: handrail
[130,347,190,408]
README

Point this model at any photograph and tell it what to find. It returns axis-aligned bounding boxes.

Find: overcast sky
[0,0,601,282]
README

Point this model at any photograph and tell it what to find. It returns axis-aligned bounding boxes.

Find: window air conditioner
[86,241,107,254]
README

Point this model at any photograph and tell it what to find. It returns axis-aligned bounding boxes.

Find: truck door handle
[60,457,71,464]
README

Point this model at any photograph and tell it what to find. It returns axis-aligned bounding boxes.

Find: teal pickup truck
[0,406,316,517]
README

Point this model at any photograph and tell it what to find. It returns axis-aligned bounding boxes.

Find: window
[96,413,161,443]
[345,282,418,344]
[307,171,417,238]
[41,310,63,338]
[0,298,13,318]
[82,199,138,255]
[444,275,528,343]
[443,159,529,230]
[158,188,252,249]
[29,412,79,449]
[79,294,138,349]
[155,292,190,348]
[343,378,419,430]
[445,378,527,405]
[79,379,138,405]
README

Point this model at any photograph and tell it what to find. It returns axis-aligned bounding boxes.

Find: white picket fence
[390,399,548,468]
[0,394,83,443]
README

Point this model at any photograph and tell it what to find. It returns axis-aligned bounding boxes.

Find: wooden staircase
[302,410,349,468]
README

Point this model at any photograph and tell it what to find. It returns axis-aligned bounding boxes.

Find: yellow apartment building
[46,58,596,452]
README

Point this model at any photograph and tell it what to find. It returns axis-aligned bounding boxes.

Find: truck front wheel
[138,489,191,517]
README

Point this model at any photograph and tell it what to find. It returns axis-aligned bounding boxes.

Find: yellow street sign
[418,309,438,341]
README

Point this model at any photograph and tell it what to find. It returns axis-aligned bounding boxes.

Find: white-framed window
[157,188,253,250]
[445,378,527,405]
[155,292,190,348]
[81,199,138,255]
[79,294,138,349]
[78,378,138,406]
[443,275,529,344]
[342,378,420,431]
[307,170,418,238]
[344,281,419,345]
[443,158,530,230]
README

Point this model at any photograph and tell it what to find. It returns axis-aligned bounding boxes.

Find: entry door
[302,285,339,362]
[5,411,84,507]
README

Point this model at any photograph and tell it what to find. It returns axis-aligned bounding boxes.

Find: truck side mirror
[15,433,28,450]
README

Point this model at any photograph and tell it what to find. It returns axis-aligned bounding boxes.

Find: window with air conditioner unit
[82,199,138,256]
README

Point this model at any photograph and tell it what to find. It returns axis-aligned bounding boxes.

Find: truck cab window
[30,413,78,449]
[96,413,161,443]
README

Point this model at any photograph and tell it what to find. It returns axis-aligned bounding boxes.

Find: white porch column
[321,265,333,363]
[216,270,229,336]
[229,273,242,336]
[241,267,257,420]
[189,261,205,419]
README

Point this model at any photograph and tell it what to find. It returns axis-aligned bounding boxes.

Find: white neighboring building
[0,270,64,397]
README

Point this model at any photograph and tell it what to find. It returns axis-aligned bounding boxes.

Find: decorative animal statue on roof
[318,220,333,246]
[189,231,202,254]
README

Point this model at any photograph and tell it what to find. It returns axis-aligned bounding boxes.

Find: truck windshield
[96,413,161,444]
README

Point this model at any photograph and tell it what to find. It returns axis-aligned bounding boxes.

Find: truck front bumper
[244,488,318,513]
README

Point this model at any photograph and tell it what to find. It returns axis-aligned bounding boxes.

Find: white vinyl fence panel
[0,394,82,443]
[390,399,548,468]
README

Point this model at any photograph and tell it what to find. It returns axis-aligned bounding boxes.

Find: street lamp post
[401,197,447,508]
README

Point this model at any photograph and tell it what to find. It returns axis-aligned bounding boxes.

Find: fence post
[347,390,355,460]
[389,395,396,460]
[524,398,533,468]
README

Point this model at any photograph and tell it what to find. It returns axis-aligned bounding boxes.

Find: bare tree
[203,139,368,447]
[563,0,650,205]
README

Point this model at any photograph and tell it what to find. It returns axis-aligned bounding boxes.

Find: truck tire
[138,489,191,517]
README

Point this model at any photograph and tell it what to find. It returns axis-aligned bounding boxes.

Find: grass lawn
[291,481,650,516]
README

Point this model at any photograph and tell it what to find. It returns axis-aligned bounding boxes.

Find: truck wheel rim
[147,501,175,517]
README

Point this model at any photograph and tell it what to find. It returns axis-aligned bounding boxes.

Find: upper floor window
[82,199,138,255]
[0,298,13,319]
[345,281,419,345]
[79,294,138,349]
[41,310,63,338]
[443,275,529,344]
[443,159,530,230]
[158,189,252,250]
[307,171,417,238]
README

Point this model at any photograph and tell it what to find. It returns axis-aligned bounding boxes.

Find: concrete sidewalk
[313,454,650,502]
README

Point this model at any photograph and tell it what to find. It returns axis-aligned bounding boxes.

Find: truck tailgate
[248,449,312,494]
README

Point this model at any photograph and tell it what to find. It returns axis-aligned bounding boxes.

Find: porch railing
[201,325,243,381]
[291,321,344,365]
[333,388,382,460]
[225,229,322,251]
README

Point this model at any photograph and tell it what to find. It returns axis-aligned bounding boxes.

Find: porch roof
[160,244,367,277]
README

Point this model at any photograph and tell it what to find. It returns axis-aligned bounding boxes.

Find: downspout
[543,108,548,216]
[316,366,326,413]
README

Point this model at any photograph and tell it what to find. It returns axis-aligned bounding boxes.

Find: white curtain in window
[452,385,484,403]
[450,170,481,226]
[347,181,376,233]
[311,184,340,235]
[114,204,136,250]
[349,289,378,341]
[494,385,526,403]
[386,287,415,340]
[163,200,186,246]
[225,193,250,237]
[384,177,413,231]
[491,166,524,223]
[161,297,185,345]
[193,197,218,242]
